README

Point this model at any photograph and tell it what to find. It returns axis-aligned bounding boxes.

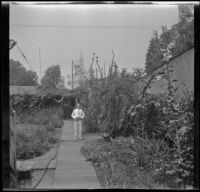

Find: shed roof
[10,86,72,97]
[10,86,39,95]
[37,87,72,97]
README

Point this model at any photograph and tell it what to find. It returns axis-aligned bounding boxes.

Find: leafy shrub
[45,121,55,132]
[75,61,140,135]
[127,92,194,187]
[13,99,63,160]
[81,132,194,189]
[51,113,63,128]
[47,134,58,144]
[16,125,59,159]
[16,107,64,129]
[16,130,49,159]
[81,137,171,188]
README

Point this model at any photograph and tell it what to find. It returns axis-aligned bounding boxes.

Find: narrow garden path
[51,120,101,189]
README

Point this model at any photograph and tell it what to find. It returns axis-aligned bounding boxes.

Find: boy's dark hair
[76,103,81,107]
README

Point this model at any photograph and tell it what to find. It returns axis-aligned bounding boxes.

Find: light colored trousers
[74,120,83,138]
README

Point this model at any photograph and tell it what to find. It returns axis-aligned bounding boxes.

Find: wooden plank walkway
[17,160,57,171]
[51,120,101,189]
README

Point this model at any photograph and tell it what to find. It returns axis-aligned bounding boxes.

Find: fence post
[9,104,17,188]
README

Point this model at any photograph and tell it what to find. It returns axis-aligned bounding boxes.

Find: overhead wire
[11,24,163,29]
[11,31,43,79]
[15,44,34,71]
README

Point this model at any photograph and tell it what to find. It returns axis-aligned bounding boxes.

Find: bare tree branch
[96,56,103,79]
[53,95,64,103]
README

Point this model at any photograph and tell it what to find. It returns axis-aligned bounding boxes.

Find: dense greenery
[81,137,171,188]
[10,75,64,159]
[15,106,63,159]
[16,124,59,159]
[145,5,194,74]
[73,33,194,188]
[81,88,194,188]
[41,65,65,89]
[11,4,194,187]
[13,99,64,159]
[10,59,38,86]
[14,103,64,128]
[72,53,145,134]
[81,135,193,189]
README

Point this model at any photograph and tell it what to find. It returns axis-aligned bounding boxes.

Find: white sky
[10,4,179,88]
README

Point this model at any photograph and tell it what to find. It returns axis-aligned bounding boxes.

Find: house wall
[137,48,194,98]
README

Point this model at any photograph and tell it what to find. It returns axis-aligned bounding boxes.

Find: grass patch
[15,107,63,159]
[80,137,179,189]
[16,124,60,160]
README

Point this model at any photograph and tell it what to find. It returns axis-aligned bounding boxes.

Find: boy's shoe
[79,137,83,140]
[74,138,78,141]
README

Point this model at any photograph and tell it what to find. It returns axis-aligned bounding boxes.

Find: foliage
[72,52,143,135]
[81,137,176,188]
[15,107,64,128]
[77,47,194,188]
[10,93,64,128]
[16,125,59,159]
[145,31,163,74]
[170,18,194,57]
[41,65,65,89]
[120,87,194,187]
[178,5,194,23]
[145,5,194,74]
[82,127,194,189]
[10,59,38,86]
[70,16,194,187]
[10,94,42,114]
[127,54,194,187]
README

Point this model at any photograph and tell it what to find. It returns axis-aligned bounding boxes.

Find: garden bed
[81,137,187,189]
[15,106,64,160]
[16,107,64,129]
[16,123,62,160]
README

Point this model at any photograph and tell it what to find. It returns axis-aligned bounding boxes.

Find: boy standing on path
[71,103,85,141]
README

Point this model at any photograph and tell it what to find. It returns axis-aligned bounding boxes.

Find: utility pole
[72,60,74,91]
[104,62,106,78]
[39,47,42,82]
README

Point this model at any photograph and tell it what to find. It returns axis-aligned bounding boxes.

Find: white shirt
[71,108,85,119]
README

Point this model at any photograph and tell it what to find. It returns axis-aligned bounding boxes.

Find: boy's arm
[71,109,76,119]
[81,110,85,119]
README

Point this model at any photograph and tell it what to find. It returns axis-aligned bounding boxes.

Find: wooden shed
[10,86,76,119]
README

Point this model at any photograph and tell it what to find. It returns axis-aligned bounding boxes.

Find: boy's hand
[75,117,81,120]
